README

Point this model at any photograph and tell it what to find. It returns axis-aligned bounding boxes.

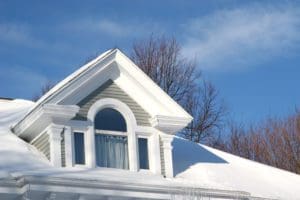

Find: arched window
[94,108,127,132]
[94,108,129,169]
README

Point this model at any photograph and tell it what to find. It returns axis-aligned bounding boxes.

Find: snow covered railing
[0,174,278,200]
[169,186,251,200]
[169,186,280,200]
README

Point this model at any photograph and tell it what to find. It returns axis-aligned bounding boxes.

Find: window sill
[73,164,88,169]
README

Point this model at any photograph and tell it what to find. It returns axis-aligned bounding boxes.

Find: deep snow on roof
[173,137,300,199]
[1,100,300,199]
[0,100,50,173]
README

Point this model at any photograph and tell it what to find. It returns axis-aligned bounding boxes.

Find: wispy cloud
[0,23,44,48]
[0,66,48,99]
[182,4,300,71]
[63,18,163,38]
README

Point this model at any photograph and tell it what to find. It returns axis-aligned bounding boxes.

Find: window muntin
[74,132,85,165]
[94,108,127,132]
[138,138,149,169]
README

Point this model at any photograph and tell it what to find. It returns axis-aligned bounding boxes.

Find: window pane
[95,134,129,169]
[138,138,149,169]
[94,108,127,132]
[74,132,85,164]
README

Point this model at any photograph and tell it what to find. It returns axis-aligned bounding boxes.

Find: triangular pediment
[14,49,192,137]
[74,79,151,126]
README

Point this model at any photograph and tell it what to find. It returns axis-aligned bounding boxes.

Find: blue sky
[0,0,299,124]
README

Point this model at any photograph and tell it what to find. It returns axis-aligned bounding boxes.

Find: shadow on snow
[172,137,228,176]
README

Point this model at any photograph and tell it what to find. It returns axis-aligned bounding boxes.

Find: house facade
[0,49,297,200]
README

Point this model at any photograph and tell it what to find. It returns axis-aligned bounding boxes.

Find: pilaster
[47,124,63,167]
[64,126,73,167]
[160,134,174,178]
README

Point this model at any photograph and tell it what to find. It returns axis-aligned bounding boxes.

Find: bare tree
[183,81,226,143]
[131,35,199,104]
[131,35,226,142]
[33,35,226,143]
[32,81,56,102]
[213,110,300,174]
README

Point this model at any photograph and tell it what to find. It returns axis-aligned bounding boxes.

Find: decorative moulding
[14,104,79,141]
[13,49,193,137]
[150,115,192,135]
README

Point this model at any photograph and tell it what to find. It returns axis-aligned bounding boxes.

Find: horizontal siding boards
[31,133,50,161]
[61,132,66,167]
[160,138,166,177]
[74,80,151,126]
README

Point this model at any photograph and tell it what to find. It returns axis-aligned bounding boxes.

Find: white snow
[1,99,300,200]
[173,137,300,200]
[0,99,50,174]
[0,99,34,130]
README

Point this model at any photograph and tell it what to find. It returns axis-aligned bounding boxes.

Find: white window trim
[137,135,151,171]
[95,129,127,136]
[67,99,163,175]
[86,98,139,171]
[72,130,87,167]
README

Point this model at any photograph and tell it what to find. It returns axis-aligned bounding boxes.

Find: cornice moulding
[14,104,79,141]
[150,115,192,134]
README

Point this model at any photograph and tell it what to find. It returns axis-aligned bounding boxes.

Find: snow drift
[0,99,300,199]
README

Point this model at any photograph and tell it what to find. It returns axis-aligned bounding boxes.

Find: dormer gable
[12,49,193,178]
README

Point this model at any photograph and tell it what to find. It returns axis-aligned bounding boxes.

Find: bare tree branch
[212,111,300,174]
[132,35,226,142]
[32,81,56,102]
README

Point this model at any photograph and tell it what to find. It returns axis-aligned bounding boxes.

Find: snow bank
[173,137,300,200]
[0,99,34,130]
[0,99,50,173]
[1,99,300,200]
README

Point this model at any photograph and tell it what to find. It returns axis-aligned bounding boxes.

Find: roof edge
[12,49,117,132]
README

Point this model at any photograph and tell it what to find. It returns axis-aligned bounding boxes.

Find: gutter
[0,174,264,200]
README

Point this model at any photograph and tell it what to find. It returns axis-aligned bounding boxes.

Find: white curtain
[95,134,129,169]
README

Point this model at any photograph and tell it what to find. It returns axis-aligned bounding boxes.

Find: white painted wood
[160,134,174,178]
[47,124,64,167]
[86,125,95,168]
[13,49,192,140]
[87,98,138,172]
[11,49,194,178]
[150,133,162,175]
[64,126,73,167]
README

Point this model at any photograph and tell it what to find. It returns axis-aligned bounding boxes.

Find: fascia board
[115,50,193,120]
[13,49,118,132]
[43,104,79,116]
[36,49,116,106]
[41,51,118,105]
[13,105,45,136]
[16,104,79,139]
[114,71,168,117]
[56,61,119,105]
[14,48,193,136]
[10,175,252,199]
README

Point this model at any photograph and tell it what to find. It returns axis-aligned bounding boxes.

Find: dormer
[12,49,192,178]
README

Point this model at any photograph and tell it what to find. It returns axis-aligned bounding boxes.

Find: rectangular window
[95,134,129,169]
[138,138,149,169]
[74,132,85,165]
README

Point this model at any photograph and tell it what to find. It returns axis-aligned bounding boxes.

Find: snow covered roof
[1,99,300,199]
[173,138,300,200]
